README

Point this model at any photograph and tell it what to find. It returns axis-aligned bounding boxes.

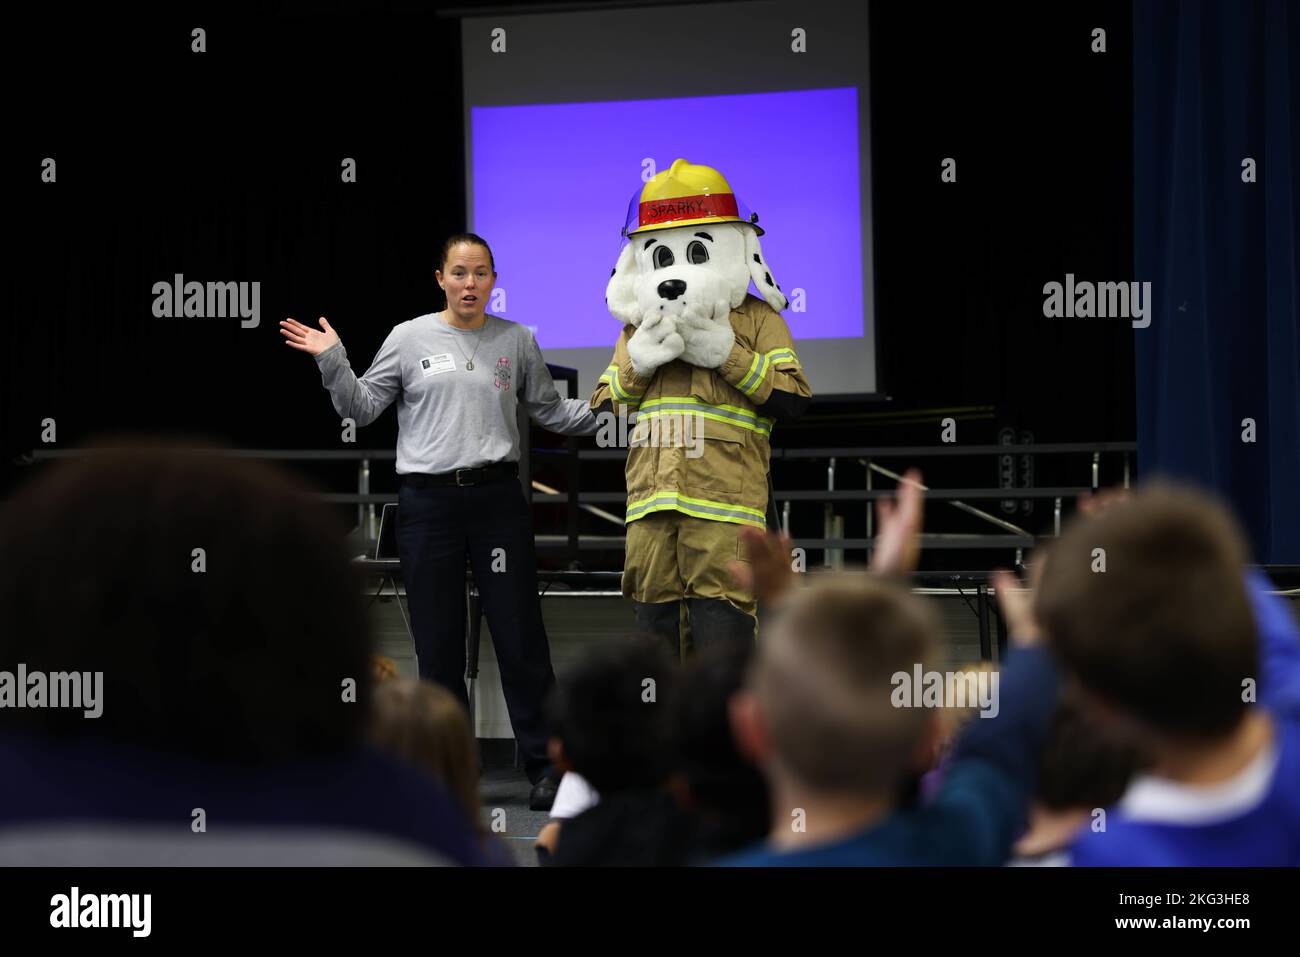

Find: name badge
[419,353,456,377]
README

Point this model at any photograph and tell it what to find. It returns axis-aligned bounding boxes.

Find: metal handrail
[20,442,1137,555]
[571,441,1137,461]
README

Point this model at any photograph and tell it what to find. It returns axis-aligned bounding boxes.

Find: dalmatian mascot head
[606,159,786,377]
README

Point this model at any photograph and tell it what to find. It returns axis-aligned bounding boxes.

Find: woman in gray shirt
[280,234,598,811]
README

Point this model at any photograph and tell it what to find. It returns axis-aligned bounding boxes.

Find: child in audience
[917,661,995,802]
[541,639,688,866]
[666,641,771,858]
[535,770,599,862]
[0,442,486,866]
[539,639,770,864]
[714,471,1058,865]
[1035,483,1300,866]
[1006,688,1146,865]
[370,677,514,865]
[718,571,1059,866]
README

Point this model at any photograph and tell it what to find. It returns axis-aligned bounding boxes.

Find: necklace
[444,311,485,370]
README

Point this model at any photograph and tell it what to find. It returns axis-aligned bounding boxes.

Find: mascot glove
[627,312,686,377]
[677,298,736,369]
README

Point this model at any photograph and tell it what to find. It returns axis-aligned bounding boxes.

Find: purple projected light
[470,87,863,349]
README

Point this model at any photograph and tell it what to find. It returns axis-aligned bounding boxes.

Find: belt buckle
[455,468,472,486]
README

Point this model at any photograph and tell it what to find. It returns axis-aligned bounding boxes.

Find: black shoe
[529,775,560,812]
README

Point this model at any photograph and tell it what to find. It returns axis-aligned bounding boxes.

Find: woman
[280,234,597,810]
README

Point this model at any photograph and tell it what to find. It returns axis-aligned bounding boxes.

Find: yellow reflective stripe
[637,396,774,434]
[601,364,643,404]
[639,407,771,436]
[737,351,765,396]
[626,502,765,528]
[627,492,766,519]
[640,396,767,418]
[739,353,770,396]
[638,396,772,423]
[625,492,767,527]
[738,347,800,397]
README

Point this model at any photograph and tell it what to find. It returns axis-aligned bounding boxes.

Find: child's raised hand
[729,526,797,606]
[869,468,925,577]
[992,568,1041,647]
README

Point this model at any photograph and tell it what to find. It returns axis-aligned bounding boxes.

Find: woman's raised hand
[280,316,340,357]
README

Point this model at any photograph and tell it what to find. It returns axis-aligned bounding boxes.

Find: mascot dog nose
[657,279,687,301]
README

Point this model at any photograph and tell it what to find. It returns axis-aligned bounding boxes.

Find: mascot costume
[589,159,812,658]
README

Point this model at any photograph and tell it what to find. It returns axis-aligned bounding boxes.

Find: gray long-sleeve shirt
[315,313,598,475]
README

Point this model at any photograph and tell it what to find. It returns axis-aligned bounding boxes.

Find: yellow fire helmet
[622,158,764,238]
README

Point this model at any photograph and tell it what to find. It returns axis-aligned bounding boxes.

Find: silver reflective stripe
[638,401,769,432]
[638,398,774,434]
[737,352,766,395]
[626,494,764,525]
[739,348,799,396]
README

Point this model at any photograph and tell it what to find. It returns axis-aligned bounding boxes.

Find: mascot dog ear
[743,227,788,313]
[606,241,641,327]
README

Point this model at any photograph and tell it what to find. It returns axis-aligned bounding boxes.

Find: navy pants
[396,475,555,784]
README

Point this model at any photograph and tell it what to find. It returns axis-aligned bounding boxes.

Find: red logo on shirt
[494,357,511,391]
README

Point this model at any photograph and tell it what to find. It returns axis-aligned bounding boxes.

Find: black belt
[401,461,519,488]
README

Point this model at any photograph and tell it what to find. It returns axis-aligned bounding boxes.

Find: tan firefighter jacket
[589,294,812,529]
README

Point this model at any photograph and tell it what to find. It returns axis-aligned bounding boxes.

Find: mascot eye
[652,245,675,269]
[687,241,709,265]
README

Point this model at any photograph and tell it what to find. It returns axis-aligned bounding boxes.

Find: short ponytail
[438,233,495,273]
